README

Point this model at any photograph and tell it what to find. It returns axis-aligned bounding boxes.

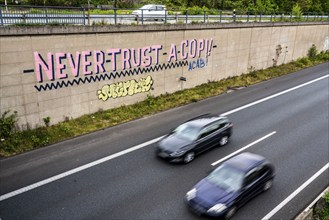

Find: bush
[292,3,303,21]
[308,44,318,58]
[313,191,329,220]
[296,57,311,67]
[316,51,329,61]
[183,6,214,15]
[0,111,18,140]
[43,116,51,127]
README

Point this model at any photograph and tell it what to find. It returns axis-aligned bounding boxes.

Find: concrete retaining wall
[1,22,328,129]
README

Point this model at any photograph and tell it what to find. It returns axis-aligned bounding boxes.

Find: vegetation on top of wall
[292,3,303,21]
[0,47,328,157]
[3,0,329,13]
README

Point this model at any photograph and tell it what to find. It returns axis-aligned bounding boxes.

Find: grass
[313,191,329,220]
[0,52,328,157]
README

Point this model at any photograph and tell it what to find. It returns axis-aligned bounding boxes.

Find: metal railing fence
[0,5,85,26]
[0,5,328,26]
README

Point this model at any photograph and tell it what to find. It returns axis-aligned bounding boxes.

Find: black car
[155,114,233,163]
[185,152,275,219]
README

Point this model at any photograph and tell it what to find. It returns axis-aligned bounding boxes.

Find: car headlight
[170,150,186,157]
[186,188,197,201]
[207,203,227,213]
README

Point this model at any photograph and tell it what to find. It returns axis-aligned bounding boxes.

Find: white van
[132,4,167,21]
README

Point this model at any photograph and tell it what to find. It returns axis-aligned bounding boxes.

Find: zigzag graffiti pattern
[34,61,189,92]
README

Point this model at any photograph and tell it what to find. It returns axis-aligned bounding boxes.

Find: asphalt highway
[0,63,328,220]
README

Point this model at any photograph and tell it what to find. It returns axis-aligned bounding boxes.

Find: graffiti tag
[97,75,153,101]
[188,58,207,71]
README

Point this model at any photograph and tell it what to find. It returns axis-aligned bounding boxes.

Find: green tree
[5,0,328,11]
[319,0,329,12]
[274,0,298,11]
[297,0,311,11]
[309,0,322,12]
[292,3,303,20]
[253,0,278,13]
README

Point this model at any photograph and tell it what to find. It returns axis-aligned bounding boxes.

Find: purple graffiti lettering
[131,48,142,67]
[206,39,213,57]
[142,46,152,67]
[167,44,177,62]
[181,40,189,60]
[55,53,67,79]
[68,52,81,77]
[34,52,54,82]
[152,45,162,65]
[107,48,121,71]
[197,39,205,58]
[122,48,131,69]
[189,39,197,59]
[82,51,93,75]
[94,50,106,74]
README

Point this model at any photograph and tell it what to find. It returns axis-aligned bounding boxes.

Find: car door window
[219,122,227,129]
[244,166,267,187]
[157,6,164,11]
[149,6,156,11]
[244,171,258,187]
[199,124,219,139]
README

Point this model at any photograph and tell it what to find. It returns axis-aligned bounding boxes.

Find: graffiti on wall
[324,36,329,51]
[23,38,215,100]
[97,75,153,101]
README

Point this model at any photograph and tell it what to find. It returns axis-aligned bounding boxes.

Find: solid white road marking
[262,163,329,220]
[221,74,328,116]
[0,136,164,202]
[211,131,277,166]
[0,74,328,201]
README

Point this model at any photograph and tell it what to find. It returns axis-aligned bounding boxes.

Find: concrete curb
[295,187,329,220]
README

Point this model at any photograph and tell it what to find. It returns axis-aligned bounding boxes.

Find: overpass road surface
[0,63,328,219]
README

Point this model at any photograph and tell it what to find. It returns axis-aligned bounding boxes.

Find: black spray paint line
[34,60,189,92]
[23,69,34,73]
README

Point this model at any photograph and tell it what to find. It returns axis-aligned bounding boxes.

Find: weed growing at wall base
[0,52,328,157]
[313,191,329,220]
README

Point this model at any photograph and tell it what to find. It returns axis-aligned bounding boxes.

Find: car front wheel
[219,136,229,146]
[225,206,237,220]
[183,152,195,163]
[263,179,273,191]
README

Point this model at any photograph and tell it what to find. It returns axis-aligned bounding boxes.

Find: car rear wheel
[225,206,237,220]
[263,179,273,191]
[183,152,195,163]
[219,136,229,146]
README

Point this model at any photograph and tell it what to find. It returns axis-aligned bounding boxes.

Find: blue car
[185,152,275,219]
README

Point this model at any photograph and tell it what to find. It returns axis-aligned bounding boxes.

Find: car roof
[184,114,229,128]
[143,4,165,7]
[224,152,266,173]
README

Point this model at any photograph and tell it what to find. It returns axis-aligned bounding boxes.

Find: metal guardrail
[0,5,85,26]
[0,5,328,26]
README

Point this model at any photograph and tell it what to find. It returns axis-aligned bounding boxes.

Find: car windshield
[140,5,152,9]
[173,123,200,141]
[206,164,244,192]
